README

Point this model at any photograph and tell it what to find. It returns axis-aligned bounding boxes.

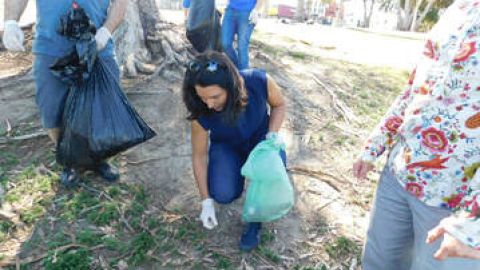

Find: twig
[287,166,346,192]
[312,75,357,124]
[0,131,48,144]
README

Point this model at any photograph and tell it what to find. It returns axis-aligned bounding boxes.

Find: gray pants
[362,166,480,270]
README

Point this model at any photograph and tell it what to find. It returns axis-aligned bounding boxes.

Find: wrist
[98,26,112,38]
[4,20,19,27]
[201,198,214,207]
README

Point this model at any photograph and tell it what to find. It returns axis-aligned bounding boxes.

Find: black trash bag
[186,0,222,53]
[51,2,156,168]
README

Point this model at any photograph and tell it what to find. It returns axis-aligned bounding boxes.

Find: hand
[2,20,25,52]
[200,198,218,230]
[426,217,480,260]
[95,27,112,51]
[266,131,285,148]
[249,10,259,25]
[353,159,374,181]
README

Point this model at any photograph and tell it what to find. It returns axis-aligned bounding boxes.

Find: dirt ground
[0,15,416,270]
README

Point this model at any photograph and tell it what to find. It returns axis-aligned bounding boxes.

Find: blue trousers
[208,142,286,204]
[220,8,255,70]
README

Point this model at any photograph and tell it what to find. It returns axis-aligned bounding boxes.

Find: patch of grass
[324,236,360,260]
[0,220,14,242]
[128,231,156,266]
[293,265,328,270]
[20,205,45,224]
[43,248,93,270]
[290,51,308,60]
[77,229,103,246]
[258,246,281,263]
[212,252,233,269]
[261,229,276,244]
[60,191,101,221]
[87,201,120,226]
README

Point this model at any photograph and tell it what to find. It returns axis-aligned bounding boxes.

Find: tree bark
[112,0,189,77]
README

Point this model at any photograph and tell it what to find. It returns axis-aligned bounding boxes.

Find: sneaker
[239,222,262,252]
[60,168,79,187]
[95,161,119,182]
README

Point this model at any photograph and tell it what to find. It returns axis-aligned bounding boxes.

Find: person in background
[353,0,480,269]
[183,0,264,70]
[182,51,286,251]
[2,0,128,186]
[182,0,190,21]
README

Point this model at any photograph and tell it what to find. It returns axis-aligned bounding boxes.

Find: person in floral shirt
[353,1,480,269]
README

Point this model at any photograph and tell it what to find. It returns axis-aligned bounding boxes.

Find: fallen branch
[287,166,348,192]
[312,75,357,124]
[0,130,48,144]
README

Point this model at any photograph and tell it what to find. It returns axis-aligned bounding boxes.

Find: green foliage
[258,247,281,263]
[212,252,233,269]
[129,231,156,266]
[43,248,93,270]
[325,236,360,260]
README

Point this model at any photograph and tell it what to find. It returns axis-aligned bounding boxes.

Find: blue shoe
[239,222,262,252]
[60,167,79,188]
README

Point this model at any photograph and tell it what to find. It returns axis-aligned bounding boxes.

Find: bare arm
[103,0,128,33]
[191,121,210,200]
[5,0,29,21]
[266,74,286,132]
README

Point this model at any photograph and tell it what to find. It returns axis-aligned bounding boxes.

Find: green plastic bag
[241,138,294,222]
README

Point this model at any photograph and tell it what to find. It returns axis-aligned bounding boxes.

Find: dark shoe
[60,168,79,187]
[95,161,119,182]
[239,222,262,252]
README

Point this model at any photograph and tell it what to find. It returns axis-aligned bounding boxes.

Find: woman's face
[195,84,228,112]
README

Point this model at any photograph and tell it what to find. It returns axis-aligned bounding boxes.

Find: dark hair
[182,51,247,124]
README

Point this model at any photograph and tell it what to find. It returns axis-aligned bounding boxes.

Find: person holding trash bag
[353,0,480,268]
[183,0,264,69]
[182,51,287,251]
[3,0,128,186]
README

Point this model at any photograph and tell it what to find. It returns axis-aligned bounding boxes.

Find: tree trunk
[397,0,414,30]
[408,0,423,31]
[112,0,190,77]
[410,0,436,31]
[362,0,375,28]
[296,0,306,21]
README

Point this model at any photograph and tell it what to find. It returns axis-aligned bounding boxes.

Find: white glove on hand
[200,198,218,230]
[249,10,259,25]
[95,27,112,51]
[3,20,25,52]
[266,131,285,148]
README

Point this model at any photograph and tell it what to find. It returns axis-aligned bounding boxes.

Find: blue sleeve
[183,0,190,8]
[197,116,211,131]
[241,69,268,102]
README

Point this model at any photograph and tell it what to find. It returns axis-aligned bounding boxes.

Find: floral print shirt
[360,0,480,249]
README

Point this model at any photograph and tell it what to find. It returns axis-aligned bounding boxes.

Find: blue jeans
[208,143,286,204]
[363,166,480,270]
[221,8,255,70]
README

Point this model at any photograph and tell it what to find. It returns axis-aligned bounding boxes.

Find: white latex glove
[249,10,259,25]
[2,20,25,52]
[95,26,111,51]
[200,198,218,230]
[266,131,285,148]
